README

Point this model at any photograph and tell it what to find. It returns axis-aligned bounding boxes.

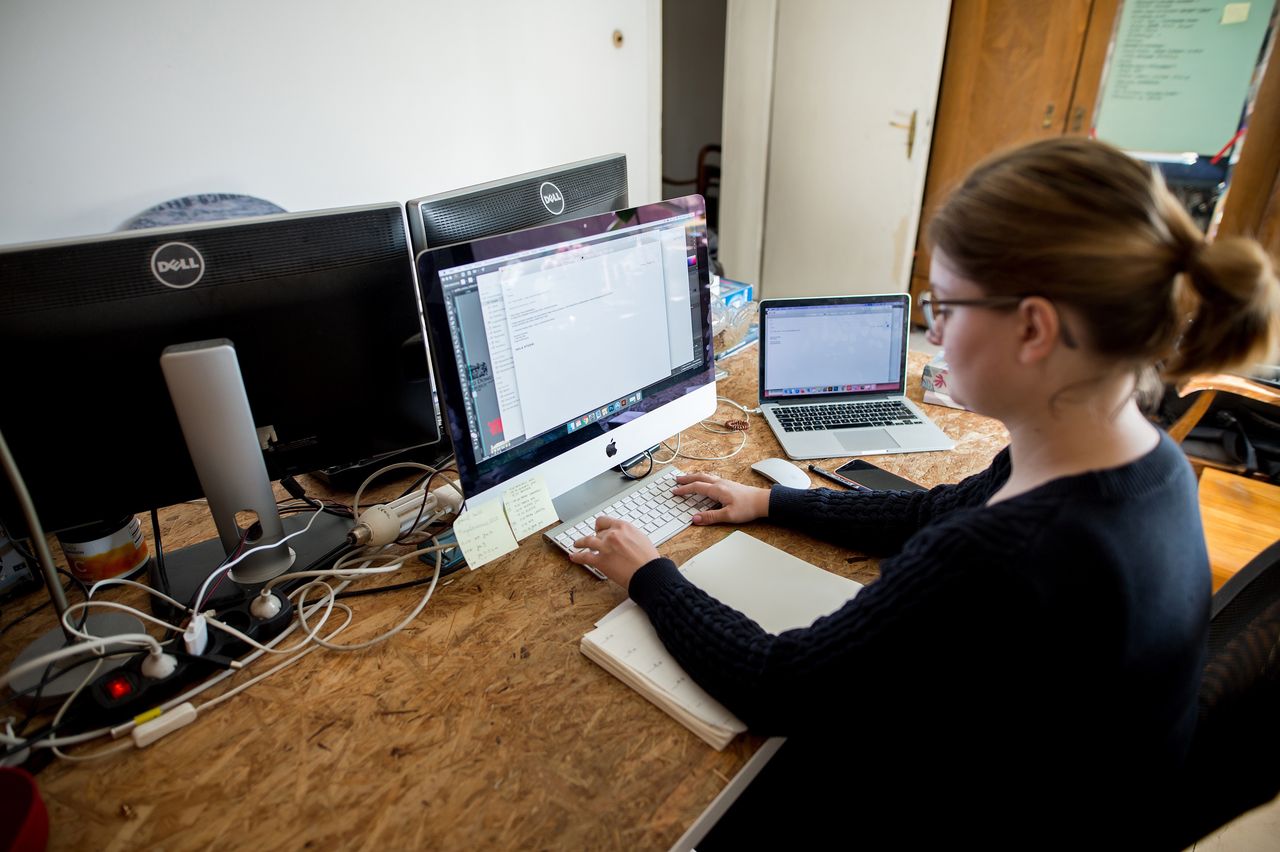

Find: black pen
[808,464,872,491]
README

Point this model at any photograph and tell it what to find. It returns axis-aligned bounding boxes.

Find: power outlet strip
[67,593,295,728]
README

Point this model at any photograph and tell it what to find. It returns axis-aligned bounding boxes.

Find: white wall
[0,0,661,244]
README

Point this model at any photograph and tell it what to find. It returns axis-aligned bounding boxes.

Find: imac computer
[416,195,715,522]
[406,153,628,254]
[0,202,439,609]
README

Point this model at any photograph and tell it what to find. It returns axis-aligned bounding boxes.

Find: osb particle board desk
[18,348,1006,850]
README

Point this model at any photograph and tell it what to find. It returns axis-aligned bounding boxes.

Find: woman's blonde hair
[928,137,1279,380]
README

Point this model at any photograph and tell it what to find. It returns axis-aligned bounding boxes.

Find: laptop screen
[760,296,907,400]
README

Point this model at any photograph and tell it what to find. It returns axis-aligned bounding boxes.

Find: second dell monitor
[406,153,628,253]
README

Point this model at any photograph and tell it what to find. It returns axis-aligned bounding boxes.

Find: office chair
[1161,537,1280,848]
[1167,373,1280,479]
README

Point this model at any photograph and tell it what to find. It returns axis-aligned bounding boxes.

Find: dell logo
[539,181,566,216]
[605,440,618,458]
[151,242,205,289]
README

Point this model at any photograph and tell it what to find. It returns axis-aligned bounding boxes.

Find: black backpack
[1157,386,1280,482]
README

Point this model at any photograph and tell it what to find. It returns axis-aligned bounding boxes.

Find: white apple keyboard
[544,466,717,579]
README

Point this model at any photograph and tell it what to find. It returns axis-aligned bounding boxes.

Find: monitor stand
[150,512,352,622]
[153,340,354,620]
[551,447,668,522]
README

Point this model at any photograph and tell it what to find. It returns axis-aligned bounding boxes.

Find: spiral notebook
[580,531,862,749]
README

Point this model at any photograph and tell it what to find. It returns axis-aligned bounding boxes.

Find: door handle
[889,109,917,159]
[1071,105,1086,133]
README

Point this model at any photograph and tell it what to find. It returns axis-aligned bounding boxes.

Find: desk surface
[11,346,1006,850]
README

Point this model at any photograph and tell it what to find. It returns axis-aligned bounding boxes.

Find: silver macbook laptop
[758,294,954,460]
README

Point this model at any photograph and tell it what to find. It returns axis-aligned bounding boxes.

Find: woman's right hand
[673,473,771,525]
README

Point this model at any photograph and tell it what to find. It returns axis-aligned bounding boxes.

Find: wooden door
[907,0,1120,322]
[1216,35,1280,258]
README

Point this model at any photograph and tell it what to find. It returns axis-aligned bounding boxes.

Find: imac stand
[551,445,668,523]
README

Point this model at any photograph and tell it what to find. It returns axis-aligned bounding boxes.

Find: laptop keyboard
[774,400,922,433]
[545,467,717,579]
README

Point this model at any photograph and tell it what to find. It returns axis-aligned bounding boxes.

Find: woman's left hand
[569,516,659,591]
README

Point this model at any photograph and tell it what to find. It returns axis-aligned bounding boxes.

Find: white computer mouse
[750,457,811,489]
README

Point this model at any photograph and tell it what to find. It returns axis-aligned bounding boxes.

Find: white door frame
[717,0,778,286]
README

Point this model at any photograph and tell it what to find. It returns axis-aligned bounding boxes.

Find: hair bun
[1166,237,1280,378]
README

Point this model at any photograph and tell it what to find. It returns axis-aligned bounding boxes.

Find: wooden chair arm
[1177,373,1280,405]
[1169,373,1280,446]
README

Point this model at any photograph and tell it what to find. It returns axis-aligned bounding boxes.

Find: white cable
[197,603,354,713]
[88,577,191,614]
[193,501,328,612]
[263,563,398,594]
[10,581,358,753]
[204,581,340,655]
[351,462,463,525]
[329,531,447,574]
[651,433,681,464]
[715,395,761,415]
[57,603,357,759]
[0,633,162,694]
[295,547,445,652]
[49,659,129,763]
[657,396,754,462]
[673,436,749,461]
[61,600,186,642]
[13,481,448,755]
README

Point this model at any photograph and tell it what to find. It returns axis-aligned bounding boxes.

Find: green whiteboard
[1095,0,1276,154]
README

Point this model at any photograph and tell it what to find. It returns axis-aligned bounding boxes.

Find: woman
[571,138,1279,846]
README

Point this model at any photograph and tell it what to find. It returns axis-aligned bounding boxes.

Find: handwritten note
[502,476,560,540]
[451,500,518,570]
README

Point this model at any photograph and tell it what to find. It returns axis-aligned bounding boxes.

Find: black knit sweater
[629,432,1210,845]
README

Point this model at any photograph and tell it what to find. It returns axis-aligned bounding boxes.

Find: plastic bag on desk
[714,300,757,356]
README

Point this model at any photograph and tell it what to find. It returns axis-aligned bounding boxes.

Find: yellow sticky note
[502,476,560,540]
[451,499,518,570]
[1221,3,1250,24]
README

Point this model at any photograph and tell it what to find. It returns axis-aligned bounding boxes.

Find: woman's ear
[1016,297,1065,365]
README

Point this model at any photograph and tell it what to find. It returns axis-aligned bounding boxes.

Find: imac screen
[418,196,713,501]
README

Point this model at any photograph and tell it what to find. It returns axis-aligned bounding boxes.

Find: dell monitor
[416,195,715,515]
[406,153,628,254]
[0,203,439,601]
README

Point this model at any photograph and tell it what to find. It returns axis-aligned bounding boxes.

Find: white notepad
[580,531,862,749]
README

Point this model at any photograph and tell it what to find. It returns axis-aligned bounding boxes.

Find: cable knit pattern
[628,433,1211,844]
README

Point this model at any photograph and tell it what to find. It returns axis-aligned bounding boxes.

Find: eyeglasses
[919,291,1023,333]
[919,291,1078,348]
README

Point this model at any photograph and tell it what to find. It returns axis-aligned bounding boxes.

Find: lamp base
[6,613,145,701]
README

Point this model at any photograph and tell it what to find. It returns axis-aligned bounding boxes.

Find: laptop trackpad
[836,429,900,453]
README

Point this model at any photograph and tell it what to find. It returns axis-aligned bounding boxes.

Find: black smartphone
[833,459,926,492]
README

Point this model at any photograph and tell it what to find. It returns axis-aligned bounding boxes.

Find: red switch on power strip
[103,673,134,702]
